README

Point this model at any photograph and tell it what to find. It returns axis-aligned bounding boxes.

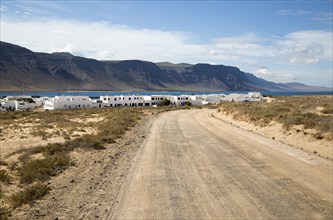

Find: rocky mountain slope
[0,41,330,92]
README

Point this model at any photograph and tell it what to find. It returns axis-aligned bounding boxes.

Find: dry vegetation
[0,107,143,219]
[0,105,195,219]
[219,96,333,140]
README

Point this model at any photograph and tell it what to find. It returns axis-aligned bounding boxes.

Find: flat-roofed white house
[143,95,168,106]
[220,92,263,103]
[44,96,94,110]
[1,96,38,111]
[100,95,146,107]
[1,99,16,111]
[169,95,191,106]
[190,95,205,106]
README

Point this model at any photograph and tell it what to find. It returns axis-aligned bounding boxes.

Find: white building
[1,96,38,111]
[44,96,94,110]
[221,92,263,103]
[100,95,146,107]
[41,92,263,110]
[143,95,168,106]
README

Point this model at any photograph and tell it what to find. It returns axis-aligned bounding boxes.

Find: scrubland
[217,95,332,159]
[0,107,142,219]
[219,96,332,139]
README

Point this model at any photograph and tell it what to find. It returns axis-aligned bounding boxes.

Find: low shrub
[0,170,11,184]
[19,153,71,184]
[0,206,8,220]
[9,183,50,208]
[0,159,7,166]
[69,135,105,150]
[160,99,171,106]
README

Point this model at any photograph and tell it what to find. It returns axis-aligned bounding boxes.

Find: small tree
[160,99,171,106]
[185,101,192,106]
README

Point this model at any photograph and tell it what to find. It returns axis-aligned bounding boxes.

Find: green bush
[160,99,171,106]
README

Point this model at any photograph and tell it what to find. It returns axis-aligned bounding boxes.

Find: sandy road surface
[111,109,332,219]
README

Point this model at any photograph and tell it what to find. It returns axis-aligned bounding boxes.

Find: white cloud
[277,30,332,64]
[208,49,218,56]
[289,43,323,64]
[0,6,8,12]
[0,18,331,86]
[96,51,115,60]
[255,68,297,83]
[50,44,84,56]
[281,74,296,81]
[0,18,205,63]
[256,68,273,77]
[311,12,333,24]
[23,11,32,16]
[276,9,311,16]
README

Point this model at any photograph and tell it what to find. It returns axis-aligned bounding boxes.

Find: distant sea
[0,90,332,98]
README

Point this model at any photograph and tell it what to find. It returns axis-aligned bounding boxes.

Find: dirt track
[110,109,332,219]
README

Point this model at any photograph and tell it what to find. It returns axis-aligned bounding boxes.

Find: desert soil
[8,109,333,219]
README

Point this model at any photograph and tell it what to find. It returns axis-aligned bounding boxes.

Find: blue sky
[1,0,332,87]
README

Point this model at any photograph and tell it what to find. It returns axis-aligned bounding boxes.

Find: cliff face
[0,41,330,92]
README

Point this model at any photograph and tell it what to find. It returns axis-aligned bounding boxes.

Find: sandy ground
[5,109,333,219]
[214,110,333,160]
[8,112,157,219]
[0,118,100,157]
[111,109,332,219]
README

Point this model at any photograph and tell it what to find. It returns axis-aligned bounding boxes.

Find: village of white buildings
[0,92,263,111]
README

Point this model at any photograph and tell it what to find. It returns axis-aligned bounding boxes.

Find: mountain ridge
[0,41,331,92]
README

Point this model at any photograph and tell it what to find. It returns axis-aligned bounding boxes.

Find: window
[152,98,155,100]
[110,104,113,107]
[114,98,117,101]
[78,105,81,107]
[129,98,131,100]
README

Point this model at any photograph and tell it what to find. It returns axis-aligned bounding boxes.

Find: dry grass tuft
[18,153,72,184]
[9,183,50,208]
